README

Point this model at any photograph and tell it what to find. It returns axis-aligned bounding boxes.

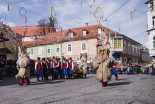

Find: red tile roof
[24,24,120,47]
[11,25,55,37]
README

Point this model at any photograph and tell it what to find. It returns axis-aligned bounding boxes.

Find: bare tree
[37,17,57,36]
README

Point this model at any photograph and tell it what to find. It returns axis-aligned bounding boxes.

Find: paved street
[0,74,155,104]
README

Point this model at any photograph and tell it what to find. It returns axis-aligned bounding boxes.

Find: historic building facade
[24,24,150,64]
[0,19,22,61]
[145,0,155,61]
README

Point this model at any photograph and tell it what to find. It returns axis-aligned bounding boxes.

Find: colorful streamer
[81,0,82,8]
[93,6,104,24]
[130,9,137,22]
[51,7,56,21]
[8,0,10,11]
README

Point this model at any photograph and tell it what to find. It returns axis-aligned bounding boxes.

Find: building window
[38,47,42,55]
[67,44,72,52]
[83,31,86,36]
[124,40,126,49]
[70,33,73,37]
[118,39,121,48]
[98,28,102,34]
[153,16,155,27]
[48,49,50,53]
[30,49,33,55]
[114,39,118,48]
[81,42,87,51]
[56,45,60,53]
[153,37,155,48]
[128,43,130,51]
[47,46,51,54]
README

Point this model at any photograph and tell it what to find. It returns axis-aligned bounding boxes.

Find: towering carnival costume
[78,53,88,78]
[92,33,115,87]
[15,47,30,85]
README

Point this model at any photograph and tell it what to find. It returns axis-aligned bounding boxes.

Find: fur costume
[93,45,115,84]
[15,48,30,79]
[78,53,88,75]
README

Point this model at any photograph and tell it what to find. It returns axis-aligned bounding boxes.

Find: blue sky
[0,0,148,45]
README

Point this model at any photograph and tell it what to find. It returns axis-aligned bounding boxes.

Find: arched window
[153,37,155,48]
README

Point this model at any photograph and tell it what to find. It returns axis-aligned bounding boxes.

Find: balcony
[110,47,123,52]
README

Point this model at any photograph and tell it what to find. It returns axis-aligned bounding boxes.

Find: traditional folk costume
[35,59,43,81]
[56,60,62,79]
[41,60,47,80]
[45,60,50,80]
[112,64,118,80]
[62,60,68,79]
[52,60,58,79]
[68,60,73,79]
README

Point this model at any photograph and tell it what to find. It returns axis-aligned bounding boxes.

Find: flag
[81,0,82,8]
[8,0,10,11]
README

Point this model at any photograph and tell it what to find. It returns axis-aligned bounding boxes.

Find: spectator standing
[35,57,43,81]
[62,58,68,79]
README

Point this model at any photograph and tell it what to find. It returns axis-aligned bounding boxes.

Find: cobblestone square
[0,74,155,104]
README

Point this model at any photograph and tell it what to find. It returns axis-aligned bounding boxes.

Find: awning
[0,48,12,55]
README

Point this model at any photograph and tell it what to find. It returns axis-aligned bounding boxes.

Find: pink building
[61,24,117,61]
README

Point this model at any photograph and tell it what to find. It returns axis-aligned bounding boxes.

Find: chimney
[61,27,63,33]
[85,23,88,27]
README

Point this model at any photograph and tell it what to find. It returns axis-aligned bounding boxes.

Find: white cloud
[7,22,16,27]
[0,4,7,14]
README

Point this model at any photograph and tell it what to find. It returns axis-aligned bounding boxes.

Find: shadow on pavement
[108,82,130,86]
[0,77,64,87]
[30,80,64,85]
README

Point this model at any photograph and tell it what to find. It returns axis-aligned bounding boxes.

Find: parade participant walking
[68,57,73,79]
[45,58,50,80]
[35,57,43,81]
[52,57,58,79]
[62,58,68,79]
[16,50,30,85]
[56,58,62,79]
[112,63,118,80]
[92,34,115,87]
[50,57,53,79]
[41,58,47,80]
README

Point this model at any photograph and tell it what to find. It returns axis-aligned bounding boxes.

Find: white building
[145,0,155,61]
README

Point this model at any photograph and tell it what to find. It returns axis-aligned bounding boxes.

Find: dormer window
[83,30,86,36]
[98,28,102,34]
[70,33,73,37]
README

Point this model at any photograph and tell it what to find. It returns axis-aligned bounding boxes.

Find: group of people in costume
[15,33,118,87]
[35,56,74,81]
